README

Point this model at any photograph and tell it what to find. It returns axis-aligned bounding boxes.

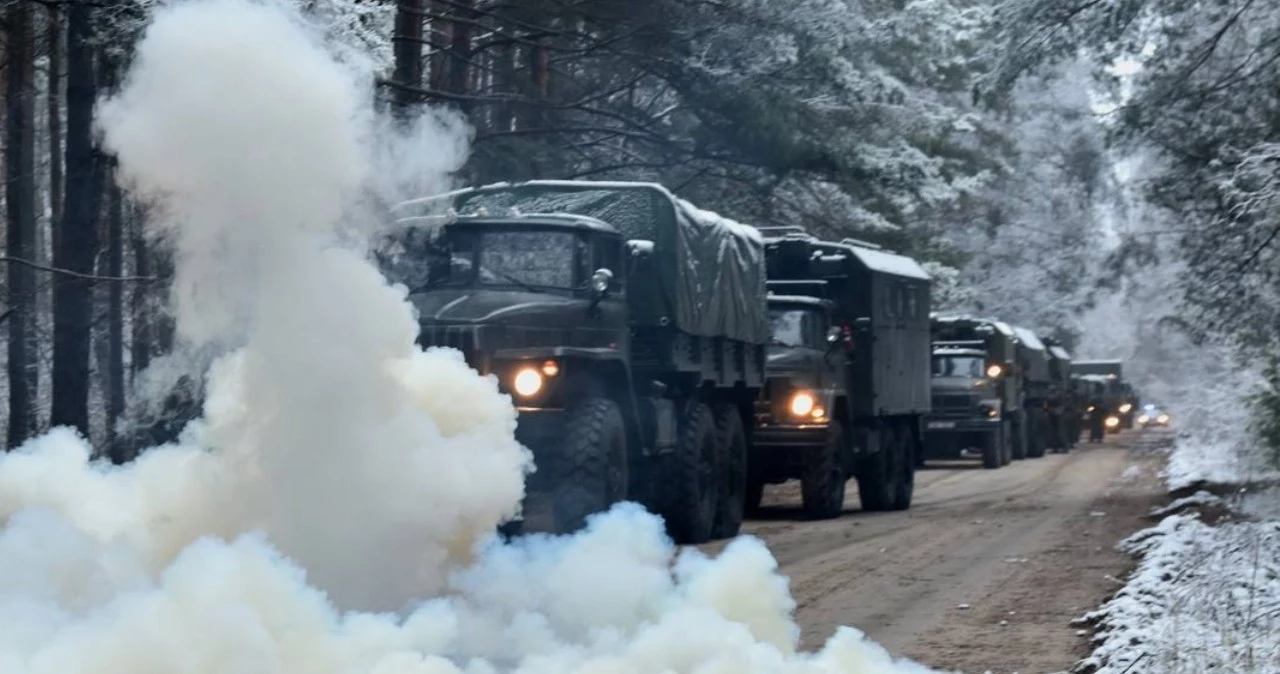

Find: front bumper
[923,416,1001,433]
[753,423,830,448]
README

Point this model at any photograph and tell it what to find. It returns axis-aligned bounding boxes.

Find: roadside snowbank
[1077,513,1280,674]
[1078,428,1280,674]
[1163,432,1278,493]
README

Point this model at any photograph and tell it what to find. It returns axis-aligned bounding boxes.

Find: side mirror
[589,268,614,305]
[825,326,842,349]
[626,239,654,277]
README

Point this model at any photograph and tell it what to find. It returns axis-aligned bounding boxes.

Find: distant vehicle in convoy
[386,180,771,543]
[924,314,1021,469]
[1138,404,1172,428]
[749,230,931,518]
[1072,360,1138,430]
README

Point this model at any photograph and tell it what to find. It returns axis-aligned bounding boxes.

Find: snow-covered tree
[939,60,1111,342]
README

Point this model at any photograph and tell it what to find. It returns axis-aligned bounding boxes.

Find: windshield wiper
[482,268,546,294]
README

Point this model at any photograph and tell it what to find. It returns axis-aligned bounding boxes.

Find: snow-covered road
[698,431,1173,674]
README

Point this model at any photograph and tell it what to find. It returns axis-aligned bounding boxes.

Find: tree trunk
[130,207,152,380]
[5,0,38,448]
[153,248,175,354]
[519,40,549,129]
[106,167,125,459]
[446,0,475,99]
[47,5,64,234]
[494,41,515,132]
[428,1,450,91]
[100,52,126,459]
[391,0,424,114]
[51,1,101,437]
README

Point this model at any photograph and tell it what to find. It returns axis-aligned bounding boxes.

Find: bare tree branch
[0,255,159,282]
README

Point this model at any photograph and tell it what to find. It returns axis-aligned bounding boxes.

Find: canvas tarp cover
[1072,360,1123,378]
[1012,326,1050,382]
[452,181,770,344]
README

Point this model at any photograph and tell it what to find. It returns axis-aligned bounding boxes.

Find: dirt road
[701,431,1171,674]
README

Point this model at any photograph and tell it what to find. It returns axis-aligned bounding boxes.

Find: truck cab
[924,314,1022,469]
[924,344,1007,468]
[385,215,629,380]
[750,293,849,518]
[1072,360,1133,430]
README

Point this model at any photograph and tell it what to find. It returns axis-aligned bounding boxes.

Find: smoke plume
[0,0,951,672]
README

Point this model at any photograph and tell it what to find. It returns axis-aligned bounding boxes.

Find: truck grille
[931,393,972,412]
[418,325,479,369]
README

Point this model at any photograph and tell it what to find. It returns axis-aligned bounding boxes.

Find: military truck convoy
[378,178,1139,542]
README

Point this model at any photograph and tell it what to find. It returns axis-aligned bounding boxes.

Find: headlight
[1138,414,1150,424]
[1119,403,1133,413]
[513,368,544,397]
[1157,414,1170,424]
[789,392,816,417]
[1104,415,1120,428]
[986,364,1003,378]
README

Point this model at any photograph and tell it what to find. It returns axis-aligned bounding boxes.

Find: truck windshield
[477,230,578,289]
[381,227,581,291]
[770,308,822,348]
[932,355,984,378]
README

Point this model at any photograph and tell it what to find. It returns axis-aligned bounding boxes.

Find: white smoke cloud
[0,0,954,672]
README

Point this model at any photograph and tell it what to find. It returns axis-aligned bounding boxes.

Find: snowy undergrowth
[1164,427,1279,494]
[1076,514,1280,674]
[1078,427,1280,673]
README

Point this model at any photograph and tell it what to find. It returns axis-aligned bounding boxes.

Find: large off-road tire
[890,427,915,511]
[1010,412,1027,461]
[552,397,629,533]
[711,404,748,538]
[1003,418,1016,465]
[1027,412,1046,458]
[1001,419,1013,466]
[982,426,1002,469]
[657,401,719,545]
[802,420,847,520]
[855,426,902,512]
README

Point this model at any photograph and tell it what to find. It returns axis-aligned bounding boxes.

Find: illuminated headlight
[1104,415,1120,428]
[789,392,816,417]
[1119,403,1133,414]
[1157,414,1170,424]
[1138,414,1150,424]
[986,364,1003,378]
[512,368,544,397]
